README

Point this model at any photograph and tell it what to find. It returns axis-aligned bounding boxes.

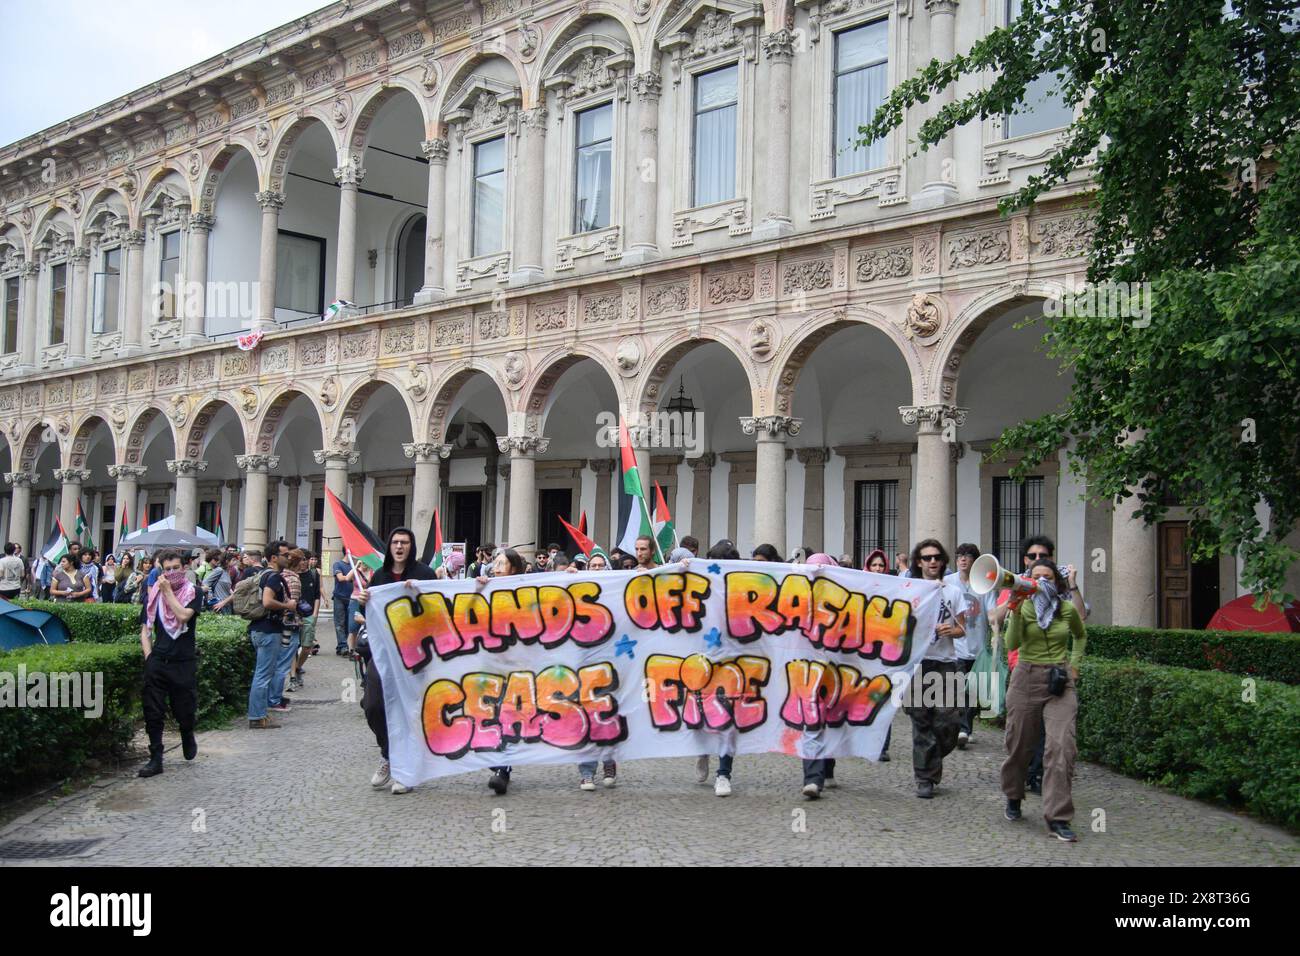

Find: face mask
[164,569,189,588]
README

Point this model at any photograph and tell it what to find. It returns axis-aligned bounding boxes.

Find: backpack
[232,572,268,621]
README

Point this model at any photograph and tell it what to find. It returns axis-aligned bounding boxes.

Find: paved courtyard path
[2,651,1296,866]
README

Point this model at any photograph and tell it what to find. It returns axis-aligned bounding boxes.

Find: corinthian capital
[107,463,149,480]
[313,447,360,467]
[255,190,286,211]
[189,212,216,233]
[53,467,92,483]
[898,404,968,428]
[497,435,550,456]
[420,138,450,164]
[632,72,662,100]
[403,442,453,462]
[166,458,209,476]
[4,470,39,487]
[739,416,803,439]
[333,155,366,187]
[236,454,280,473]
[762,29,795,61]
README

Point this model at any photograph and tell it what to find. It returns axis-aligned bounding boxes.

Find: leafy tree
[859,0,1300,602]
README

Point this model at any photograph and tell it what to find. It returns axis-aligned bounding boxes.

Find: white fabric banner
[366,559,942,785]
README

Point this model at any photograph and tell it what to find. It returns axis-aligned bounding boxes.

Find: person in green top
[1000,558,1086,842]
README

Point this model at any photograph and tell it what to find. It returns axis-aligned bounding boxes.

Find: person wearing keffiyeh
[136,549,205,779]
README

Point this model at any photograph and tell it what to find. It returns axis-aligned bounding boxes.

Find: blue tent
[0,598,71,651]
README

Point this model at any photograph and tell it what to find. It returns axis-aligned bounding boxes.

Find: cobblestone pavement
[2,651,1296,866]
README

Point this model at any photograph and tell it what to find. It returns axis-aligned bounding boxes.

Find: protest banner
[365,559,942,785]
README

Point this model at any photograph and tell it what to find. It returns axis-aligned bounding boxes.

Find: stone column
[121,229,146,354]
[405,442,452,551]
[689,453,716,547]
[65,247,91,366]
[3,471,37,556]
[590,459,617,549]
[414,138,449,304]
[314,447,359,562]
[754,30,795,240]
[622,72,662,265]
[1110,430,1158,627]
[108,464,147,550]
[741,416,802,556]
[348,472,366,512]
[498,436,549,561]
[333,156,365,305]
[54,468,92,541]
[901,404,965,547]
[797,447,830,555]
[183,213,214,344]
[254,190,285,331]
[282,476,302,545]
[497,462,511,547]
[508,108,547,286]
[166,458,208,534]
[236,454,279,553]
[17,262,39,371]
[914,0,960,208]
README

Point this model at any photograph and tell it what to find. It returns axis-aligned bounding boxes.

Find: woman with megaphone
[996,557,1087,842]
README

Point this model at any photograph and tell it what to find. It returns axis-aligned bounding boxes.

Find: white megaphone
[970,553,1039,598]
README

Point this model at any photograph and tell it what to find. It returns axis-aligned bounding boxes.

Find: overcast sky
[1,0,328,147]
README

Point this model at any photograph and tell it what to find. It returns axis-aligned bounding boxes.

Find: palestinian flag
[616,417,660,560]
[42,519,69,564]
[322,299,356,321]
[324,487,383,571]
[214,503,226,546]
[420,508,445,570]
[578,511,587,536]
[559,514,608,565]
[118,503,130,541]
[652,481,677,557]
[74,498,91,546]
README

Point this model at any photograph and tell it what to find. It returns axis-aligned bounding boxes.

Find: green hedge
[0,608,252,792]
[1077,658,1300,830]
[1085,625,1300,684]
[15,599,143,644]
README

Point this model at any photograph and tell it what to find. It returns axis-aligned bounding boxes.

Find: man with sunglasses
[903,539,967,799]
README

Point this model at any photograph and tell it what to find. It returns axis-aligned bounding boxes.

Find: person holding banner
[357,528,437,794]
[697,538,742,795]
[904,540,966,799]
[577,553,618,791]
[799,552,847,797]
[470,547,529,794]
[999,558,1086,842]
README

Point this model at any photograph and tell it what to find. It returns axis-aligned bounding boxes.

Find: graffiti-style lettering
[780,660,891,730]
[644,654,771,732]
[624,572,711,631]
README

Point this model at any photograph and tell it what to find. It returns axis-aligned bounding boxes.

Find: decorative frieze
[298,339,327,367]
[341,330,378,361]
[477,312,513,340]
[532,302,569,331]
[582,293,621,325]
[947,229,1011,270]
[646,283,689,316]
[782,259,833,294]
[1032,213,1095,259]
[381,324,417,354]
[855,244,913,283]
[261,345,290,373]
[222,352,252,376]
[707,271,754,305]
[434,318,468,347]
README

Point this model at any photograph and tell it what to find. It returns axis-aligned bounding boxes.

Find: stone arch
[266,112,344,192]
[183,397,247,461]
[198,142,260,215]
[252,386,326,455]
[122,405,177,466]
[334,372,419,447]
[647,0,755,51]
[935,282,1061,406]
[82,184,136,230]
[0,224,28,263]
[17,419,60,473]
[33,201,79,248]
[140,162,197,211]
[437,49,530,118]
[633,327,759,417]
[537,6,640,86]
[423,361,511,444]
[67,413,116,469]
[770,305,918,415]
[347,79,436,151]
[521,343,625,430]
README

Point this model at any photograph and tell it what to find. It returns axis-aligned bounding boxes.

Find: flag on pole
[322,299,356,321]
[324,487,383,571]
[615,416,660,560]
[118,503,129,542]
[559,514,608,565]
[42,519,69,564]
[214,502,226,546]
[420,508,445,570]
[652,481,677,557]
[578,511,587,537]
[74,498,91,546]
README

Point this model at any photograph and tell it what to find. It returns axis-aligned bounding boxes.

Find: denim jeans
[348,598,363,636]
[247,629,281,719]
[717,754,734,778]
[333,598,350,650]
[268,630,300,707]
[578,759,616,777]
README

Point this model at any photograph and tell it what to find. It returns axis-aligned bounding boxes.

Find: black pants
[904,659,961,785]
[957,657,978,735]
[802,758,836,787]
[360,661,389,761]
[142,656,198,753]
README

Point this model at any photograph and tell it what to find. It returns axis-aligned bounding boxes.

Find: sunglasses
[919,554,943,562]
[1026,551,1051,560]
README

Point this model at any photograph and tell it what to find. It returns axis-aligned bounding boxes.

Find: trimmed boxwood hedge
[15,599,143,644]
[1085,625,1300,684]
[1077,657,1300,831]
[0,608,253,792]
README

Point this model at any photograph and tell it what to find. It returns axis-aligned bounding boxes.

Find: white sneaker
[801,783,821,799]
[696,755,710,783]
[580,777,596,791]
[957,731,969,750]
[370,760,391,789]
[824,778,838,789]
[603,774,617,789]
[391,781,411,794]
[714,776,732,797]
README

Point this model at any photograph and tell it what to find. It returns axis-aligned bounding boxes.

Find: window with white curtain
[692,64,738,207]
[1004,0,1075,138]
[99,247,121,334]
[473,136,506,258]
[834,20,889,176]
[274,230,325,317]
[2,276,18,353]
[158,230,181,319]
[49,262,66,345]
[573,103,613,233]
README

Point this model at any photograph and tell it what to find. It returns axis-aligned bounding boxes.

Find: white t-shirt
[923,579,968,662]
[0,554,24,591]
[944,571,996,660]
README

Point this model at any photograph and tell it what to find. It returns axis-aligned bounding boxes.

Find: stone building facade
[0,0,1281,626]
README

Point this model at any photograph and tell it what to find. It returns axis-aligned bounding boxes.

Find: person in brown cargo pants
[999,558,1086,842]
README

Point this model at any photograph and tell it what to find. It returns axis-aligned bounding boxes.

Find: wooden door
[1158,521,1191,629]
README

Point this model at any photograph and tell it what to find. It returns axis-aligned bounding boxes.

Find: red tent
[1206,594,1300,633]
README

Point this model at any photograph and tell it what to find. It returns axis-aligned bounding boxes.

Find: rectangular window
[98,247,122,334]
[158,230,181,319]
[274,230,325,318]
[853,480,898,568]
[1004,0,1074,138]
[49,262,67,345]
[472,136,506,258]
[2,276,18,354]
[199,501,217,535]
[573,103,613,233]
[692,64,738,207]
[992,476,1045,570]
[379,495,407,544]
[149,502,167,525]
[834,20,889,176]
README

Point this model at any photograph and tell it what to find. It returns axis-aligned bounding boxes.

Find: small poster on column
[296,503,310,547]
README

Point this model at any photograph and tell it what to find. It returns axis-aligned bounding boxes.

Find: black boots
[138,746,164,778]
[181,729,198,761]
